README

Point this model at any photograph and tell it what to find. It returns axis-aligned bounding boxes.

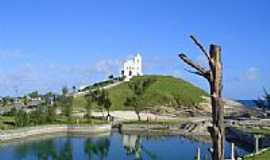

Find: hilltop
[73,75,208,112]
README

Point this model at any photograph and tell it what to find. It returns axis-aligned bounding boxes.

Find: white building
[122,53,143,81]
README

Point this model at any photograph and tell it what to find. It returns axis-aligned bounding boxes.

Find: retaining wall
[0,124,111,141]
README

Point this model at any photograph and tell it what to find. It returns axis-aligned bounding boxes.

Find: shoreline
[0,121,210,142]
[0,124,112,142]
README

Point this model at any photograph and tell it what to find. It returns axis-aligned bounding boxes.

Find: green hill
[73,75,208,111]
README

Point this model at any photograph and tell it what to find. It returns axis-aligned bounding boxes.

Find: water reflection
[0,133,249,160]
[14,139,57,160]
[122,134,158,160]
[84,137,110,160]
[14,138,72,160]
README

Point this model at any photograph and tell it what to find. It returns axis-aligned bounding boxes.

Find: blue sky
[0,0,269,99]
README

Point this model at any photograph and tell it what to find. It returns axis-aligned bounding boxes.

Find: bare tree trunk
[208,45,224,160]
[178,36,224,160]
[136,111,141,121]
[107,110,110,121]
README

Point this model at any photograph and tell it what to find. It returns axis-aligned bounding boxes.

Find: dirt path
[74,81,124,97]
[74,110,211,123]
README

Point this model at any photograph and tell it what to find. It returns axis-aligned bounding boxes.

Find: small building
[122,53,143,81]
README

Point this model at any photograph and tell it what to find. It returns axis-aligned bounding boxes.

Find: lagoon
[0,132,248,160]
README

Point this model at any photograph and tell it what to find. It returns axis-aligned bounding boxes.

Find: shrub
[15,110,30,127]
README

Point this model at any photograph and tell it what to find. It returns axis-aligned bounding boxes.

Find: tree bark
[136,111,141,121]
[207,45,224,160]
[178,36,224,160]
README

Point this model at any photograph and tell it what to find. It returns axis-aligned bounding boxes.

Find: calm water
[0,132,248,160]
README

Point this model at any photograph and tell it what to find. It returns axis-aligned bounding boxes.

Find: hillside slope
[107,75,208,110]
[73,75,208,111]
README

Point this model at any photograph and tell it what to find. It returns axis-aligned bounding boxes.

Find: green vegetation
[15,110,30,127]
[244,149,270,160]
[73,75,207,111]
[85,91,94,120]
[109,75,207,110]
[0,111,107,130]
[100,90,112,119]
[0,115,15,130]
[255,88,270,110]
[0,96,15,107]
[60,96,73,119]
[237,126,270,136]
[81,80,115,92]
[0,75,207,130]
[0,85,109,130]
[122,119,181,125]
[28,90,39,98]
[124,77,156,120]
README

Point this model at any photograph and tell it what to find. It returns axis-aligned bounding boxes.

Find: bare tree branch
[190,35,214,66]
[179,53,210,80]
[184,68,206,77]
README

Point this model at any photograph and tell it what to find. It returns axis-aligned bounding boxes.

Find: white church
[121,53,143,81]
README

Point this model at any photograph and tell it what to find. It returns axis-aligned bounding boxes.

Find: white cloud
[245,67,259,81]
[95,59,121,74]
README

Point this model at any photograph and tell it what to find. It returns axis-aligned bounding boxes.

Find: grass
[244,149,270,160]
[108,75,208,110]
[53,116,107,125]
[122,120,181,125]
[72,95,87,110]
[236,126,270,136]
[247,127,270,135]
[0,115,108,130]
[0,116,15,130]
[73,75,208,111]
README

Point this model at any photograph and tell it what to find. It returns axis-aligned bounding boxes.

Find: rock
[198,96,247,116]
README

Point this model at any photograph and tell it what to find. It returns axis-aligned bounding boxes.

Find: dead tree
[178,35,224,160]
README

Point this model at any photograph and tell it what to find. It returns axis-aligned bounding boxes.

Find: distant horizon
[0,0,269,99]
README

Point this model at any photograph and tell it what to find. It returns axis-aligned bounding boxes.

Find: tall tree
[178,35,224,160]
[15,110,30,127]
[125,96,143,121]
[59,96,73,120]
[91,89,112,120]
[98,90,112,120]
[124,78,155,121]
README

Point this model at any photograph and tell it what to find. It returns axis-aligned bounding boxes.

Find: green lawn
[73,75,208,111]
